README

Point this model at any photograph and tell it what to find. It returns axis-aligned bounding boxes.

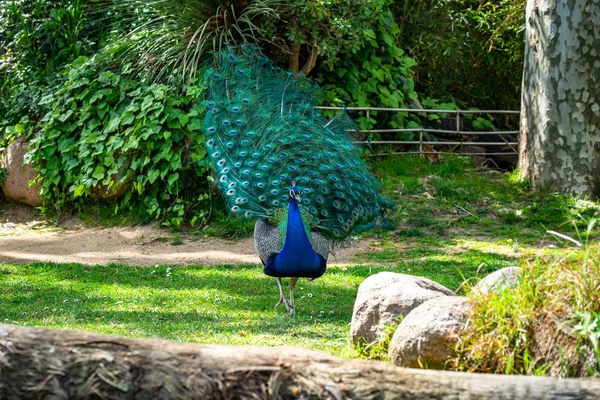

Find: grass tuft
[452,224,600,377]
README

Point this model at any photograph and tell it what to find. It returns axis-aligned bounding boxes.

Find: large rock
[1,137,42,207]
[388,296,470,369]
[473,266,521,295]
[350,272,455,345]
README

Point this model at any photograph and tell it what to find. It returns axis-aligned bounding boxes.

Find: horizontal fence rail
[315,106,520,158]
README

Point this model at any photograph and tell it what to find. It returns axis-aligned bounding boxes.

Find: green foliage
[27,55,210,227]
[0,0,104,127]
[394,0,525,110]
[355,316,403,361]
[98,0,281,82]
[453,226,600,377]
[295,0,420,131]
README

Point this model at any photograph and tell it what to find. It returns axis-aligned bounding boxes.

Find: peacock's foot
[274,296,295,316]
[274,296,284,308]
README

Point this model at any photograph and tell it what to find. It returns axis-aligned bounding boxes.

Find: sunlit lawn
[1,155,598,359]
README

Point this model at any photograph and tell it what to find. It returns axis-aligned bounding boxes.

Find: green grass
[1,155,599,363]
[0,260,469,358]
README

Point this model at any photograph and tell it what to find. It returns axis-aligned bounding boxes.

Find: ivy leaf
[178,113,189,127]
[104,117,120,133]
[188,117,204,131]
[74,184,86,197]
[141,95,154,112]
[371,69,385,82]
[58,110,73,123]
[92,165,106,180]
[148,169,160,184]
[167,119,182,129]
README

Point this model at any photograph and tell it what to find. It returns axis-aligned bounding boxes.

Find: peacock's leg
[288,277,298,316]
[274,278,292,314]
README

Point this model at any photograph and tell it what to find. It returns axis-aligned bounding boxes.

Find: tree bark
[301,41,319,76]
[1,324,600,399]
[289,43,302,74]
[519,0,600,198]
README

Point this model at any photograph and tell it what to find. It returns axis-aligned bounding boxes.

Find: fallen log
[0,323,599,399]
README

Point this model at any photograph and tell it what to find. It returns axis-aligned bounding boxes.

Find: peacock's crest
[202,45,392,241]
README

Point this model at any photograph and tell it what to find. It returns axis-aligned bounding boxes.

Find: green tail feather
[202,45,392,241]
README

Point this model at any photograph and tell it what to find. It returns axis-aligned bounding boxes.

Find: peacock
[201,45,391,316]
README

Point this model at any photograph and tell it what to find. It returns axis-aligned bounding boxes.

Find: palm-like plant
[93,0,281,82]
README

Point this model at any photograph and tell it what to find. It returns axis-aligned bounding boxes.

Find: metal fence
[315,106,520,157]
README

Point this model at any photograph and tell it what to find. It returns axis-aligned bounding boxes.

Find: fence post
[419,129,423,157]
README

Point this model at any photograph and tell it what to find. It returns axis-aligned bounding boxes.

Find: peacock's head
[288,186,301,203]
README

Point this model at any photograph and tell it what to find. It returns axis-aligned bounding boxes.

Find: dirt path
[0,205,374,267]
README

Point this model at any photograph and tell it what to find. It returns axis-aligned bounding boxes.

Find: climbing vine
[27,56,210,227]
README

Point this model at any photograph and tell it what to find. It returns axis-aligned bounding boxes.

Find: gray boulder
[388,296,470,369]
[473,266,521,295]
[350,272,454,345]
[1,137,42,207]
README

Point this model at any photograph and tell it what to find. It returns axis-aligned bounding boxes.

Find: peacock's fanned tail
[202,45,392,241]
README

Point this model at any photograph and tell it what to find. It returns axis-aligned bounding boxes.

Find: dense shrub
[26,56,210,227]
[283,0,420,132]
[0,0,104,129]
[393,0,525,110]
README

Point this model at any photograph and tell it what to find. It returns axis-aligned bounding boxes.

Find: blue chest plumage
[263,202,326,279]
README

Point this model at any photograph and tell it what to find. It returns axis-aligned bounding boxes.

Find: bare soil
[0,204,374,267]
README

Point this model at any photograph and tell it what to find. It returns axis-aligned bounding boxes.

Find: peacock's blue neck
[282,201,313,256]
[263,201,326,278]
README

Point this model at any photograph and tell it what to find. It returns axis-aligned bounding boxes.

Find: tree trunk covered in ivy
[519,0,600,197]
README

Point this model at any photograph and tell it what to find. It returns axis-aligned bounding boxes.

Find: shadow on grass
[0,262,359,341]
